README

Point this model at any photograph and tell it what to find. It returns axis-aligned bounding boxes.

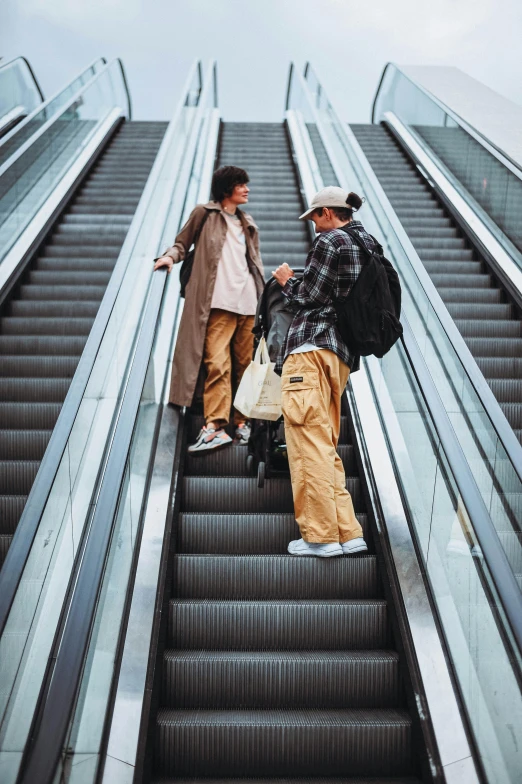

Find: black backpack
[335,226,403,358]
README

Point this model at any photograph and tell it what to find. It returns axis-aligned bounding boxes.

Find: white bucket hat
[299,186,355,220]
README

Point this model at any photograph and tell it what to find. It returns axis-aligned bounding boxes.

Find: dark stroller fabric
[254,272,304,362]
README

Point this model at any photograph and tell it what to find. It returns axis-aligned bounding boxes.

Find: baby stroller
[247,271,303,487]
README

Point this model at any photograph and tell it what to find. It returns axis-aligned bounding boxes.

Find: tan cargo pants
[203,308,255,427]
[281,349,363,544]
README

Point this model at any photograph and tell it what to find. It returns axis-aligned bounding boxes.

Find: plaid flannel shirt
[276,221,378,374]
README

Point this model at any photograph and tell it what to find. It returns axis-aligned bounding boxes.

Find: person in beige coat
[154,166,265,453]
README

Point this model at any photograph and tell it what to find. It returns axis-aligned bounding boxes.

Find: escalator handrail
[0,57,118,157]
[370,62,522,183]
[0,59,201,641]
[0,58,129,181]
[298,63,522,487]
[399,319,522,659]
[13,61,216,784]
[0,55,45,102]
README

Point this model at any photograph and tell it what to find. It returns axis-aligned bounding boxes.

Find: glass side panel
[0,60,126,264]
[0,59,106,168]
[0,58,42,124]
[367,345,522,782]
[373,64,522,260]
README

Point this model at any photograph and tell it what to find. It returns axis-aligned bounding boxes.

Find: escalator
[0,120,167,567]
[151,122,423,782]
[350,123,522,443]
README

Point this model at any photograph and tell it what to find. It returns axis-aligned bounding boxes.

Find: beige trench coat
[161,201,265,407]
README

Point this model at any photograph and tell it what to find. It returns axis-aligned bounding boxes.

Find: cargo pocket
[282,370,323,426]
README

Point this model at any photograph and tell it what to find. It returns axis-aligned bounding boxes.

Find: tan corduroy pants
[203,308,255,427]
[281,349,363,544]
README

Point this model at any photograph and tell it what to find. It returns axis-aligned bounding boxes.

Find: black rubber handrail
[370,62,522,180]
[0,56,45,102]
[18,270,168,784]
[399,318,522,658]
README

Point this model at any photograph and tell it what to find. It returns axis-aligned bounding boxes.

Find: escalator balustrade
[0,120,167,568]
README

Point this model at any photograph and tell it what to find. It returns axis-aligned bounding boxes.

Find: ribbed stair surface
[152,121,418,783]
[0,120,167,568]
[349,123,522,445]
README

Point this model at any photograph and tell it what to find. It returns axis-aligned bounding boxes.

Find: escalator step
[0,461,40,494]
[476,357,522,379]
[0,335,87,354]
[0,378,71,402]
[173,554,379,599]
[8,300,100,318]
[162,649,401,709]
[1,317,94,336]
[0,534,13,567]
[169,600,388,649]
[155,708,412,777]
[177,512,369,554]
[0,430,51,460]
[184,443,355,477]
[181,476,363,513]
[0,496,27,534]
[155,778,422,784]
[0,356,78,377]
[0,403,61,429]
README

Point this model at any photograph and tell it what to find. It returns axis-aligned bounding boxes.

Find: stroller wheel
[257,461,265,488]
[246,453,255,476]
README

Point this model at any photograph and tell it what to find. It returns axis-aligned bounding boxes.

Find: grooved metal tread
[0,120,167,556]
[350,123,522,444]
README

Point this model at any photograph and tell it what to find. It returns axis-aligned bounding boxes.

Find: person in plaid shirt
[273,186,376,558]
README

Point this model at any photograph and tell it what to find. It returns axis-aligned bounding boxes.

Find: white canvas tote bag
[234,337,282,421]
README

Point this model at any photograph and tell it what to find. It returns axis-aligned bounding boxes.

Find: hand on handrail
[153,255,173,273]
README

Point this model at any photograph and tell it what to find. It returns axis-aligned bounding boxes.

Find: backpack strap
[341,225,381,257]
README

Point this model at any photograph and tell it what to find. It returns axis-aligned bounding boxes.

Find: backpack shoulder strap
[341,225,374,258]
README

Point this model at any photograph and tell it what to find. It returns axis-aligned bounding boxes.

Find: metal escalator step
[488,379,522,403]
[422,260,482,274]
[53,225,128,241]
[188,415,350,444]
[19,284,106,301]
[440,288,503,304]
[446,302,513,320]
[178,512,369,554]
[0,460,40,493]
[68,203,136,215]
[0,378,70,402]
[184,443,355,477]
[0,496,27,534]
[0,335,87,354]
[155,708,412,777]
[501,404,522,428]
[61,214,132,225]
[35,257,116,272]
[40,244,119,259]
[0,402,61,429]
[454,319,522,338]
[26,270,112,287]
[174,554,379,600]
[464,337,522,358]
[1,317,94,336]
[181,476,363,513]
[476,357,522,378]
[0,356,78,377]
[163,650,400,709]
[419,248,474,262]
[0,534,13,566]
[8,300,99,318]
[429,273,490,288]
[156,778,422,784]
[169,599,388,650]
[0,430,51,459]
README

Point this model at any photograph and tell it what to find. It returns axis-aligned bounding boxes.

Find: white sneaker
[235,422,251,446]
[287,538,343,557]
[341,537,368,555]
[188,425,232,455]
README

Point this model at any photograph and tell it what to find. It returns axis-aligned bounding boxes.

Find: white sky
[1,0,521,123]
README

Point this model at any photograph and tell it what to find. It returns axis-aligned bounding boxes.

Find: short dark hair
[211,165,249,202]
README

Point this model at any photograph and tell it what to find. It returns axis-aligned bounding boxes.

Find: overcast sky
[1,0,521,123]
